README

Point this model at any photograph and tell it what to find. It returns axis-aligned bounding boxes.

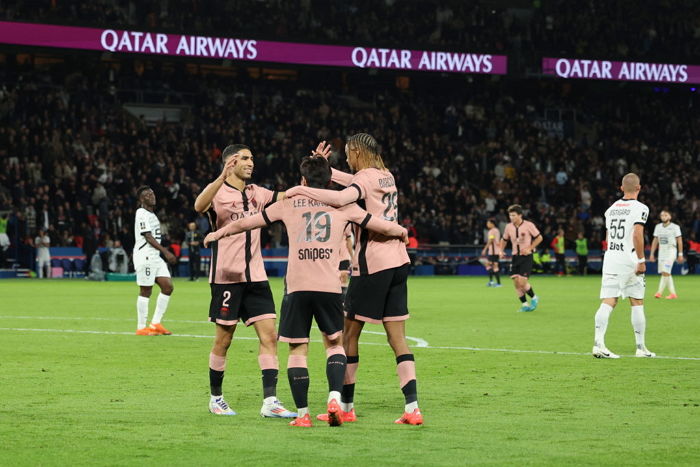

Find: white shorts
[135,257,171,286]
[657,257,674,275]
[600,272,645,299]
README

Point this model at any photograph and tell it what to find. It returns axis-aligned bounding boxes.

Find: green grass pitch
[1,275,699,466]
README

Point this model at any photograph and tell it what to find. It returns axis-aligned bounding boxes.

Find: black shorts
[510,255,533,277]
[278,291,343,343]
[209,281,276,326]
[345,263,410,324]
[339,260,351,271]
[487,255,500,263]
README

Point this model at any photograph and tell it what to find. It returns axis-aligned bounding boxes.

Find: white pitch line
[1,326,699,360]
[0,316,430,348]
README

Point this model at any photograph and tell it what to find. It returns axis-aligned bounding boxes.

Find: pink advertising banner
[542,57,700,84]
[0,21,507,75]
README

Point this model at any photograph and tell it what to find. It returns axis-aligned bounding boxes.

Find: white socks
[328,391,341,404]
[137,296,149,329]
[594,303,614,347]
[341,402,354,412]
[405,401,419,412]
[667,276,676,295]
[631,305,646,347]
[151,293,171,324]
[657,275,668,294]
[297,407,309,417]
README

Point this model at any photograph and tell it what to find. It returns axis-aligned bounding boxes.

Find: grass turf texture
[1,276,699,466]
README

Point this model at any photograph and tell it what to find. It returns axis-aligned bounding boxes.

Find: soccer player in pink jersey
[339,225,353,302]
[480,218,502,287]
[194,144,294,418]
[204,156,408,427]
[499,205,543,312]
[285,135,422,426]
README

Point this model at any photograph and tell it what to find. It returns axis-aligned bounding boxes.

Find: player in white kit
[592,173,655,359]
[133,186,177,336]
[649,210,684,299]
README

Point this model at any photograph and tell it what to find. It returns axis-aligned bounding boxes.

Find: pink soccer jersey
[212,197,407,293]
[286,167,410,275]
[503,220,540,255]
[339,224,352,263]
[209,182,277,284]
[487,227,501,255]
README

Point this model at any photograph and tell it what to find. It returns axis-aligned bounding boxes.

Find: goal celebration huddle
[132,135,679,428]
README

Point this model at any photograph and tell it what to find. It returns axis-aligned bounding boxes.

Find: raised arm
[342,204,407,242]
[331,168,354,187]
[285,184,362,208]
[203,213,268,247]
[194,157,236,213]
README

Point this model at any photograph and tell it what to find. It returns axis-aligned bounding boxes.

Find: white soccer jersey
[134,207,162,263]
[653,222,682,259]
[602,198,649,274]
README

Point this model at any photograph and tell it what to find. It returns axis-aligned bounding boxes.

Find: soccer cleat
[326,399,343,427]
[260,399,297,418]
[136,327,157,336]
[592,345,620,359]
[665,294,678,300]
[486,281,494,287]
[654,292,662,299]
[209,397,237,415]
[149,323,172,335]
[317,408,357,423]
[517,304,534,312]
[530,296,539,310]
[636,347,656,358]
[289,414,312,427]
[493,283,503,288]
[394,408,423,425]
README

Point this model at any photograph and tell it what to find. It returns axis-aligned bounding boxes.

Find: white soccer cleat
[592,345,620,359]
[209,397,237,415]
[635,347,656,358]
[260,399,297,418]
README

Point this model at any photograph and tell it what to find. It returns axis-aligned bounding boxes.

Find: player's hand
[219,156,237,181]
[164,251,177,265]
[677,255,685,264]
[635,262,646,275]
[203,232,218,248]
[499,252,505,260]
[311,141,332,159]
[649,255,655,262]
[400,228,409,245]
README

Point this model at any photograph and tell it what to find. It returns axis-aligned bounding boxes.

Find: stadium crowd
[1,58,698,272]
[2,0,699,63]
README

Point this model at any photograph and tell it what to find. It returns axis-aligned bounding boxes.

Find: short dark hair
[136,185,152,200]
[487,217,496,225]
[300,156,331,188]
[222,144,251,162]
[507,204,523,215]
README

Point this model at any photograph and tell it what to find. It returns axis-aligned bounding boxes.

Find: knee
[140,287,152,298]
[162,284,174,295]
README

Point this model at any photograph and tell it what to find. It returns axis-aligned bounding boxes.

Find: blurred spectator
[34,228,50,278]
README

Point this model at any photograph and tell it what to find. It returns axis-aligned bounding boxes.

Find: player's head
[507,204,523,223]
[620,173,641,197]
[486,218,496,229]
[660,210,672,223]
[300,156,331,188]
[136,185,155,208]
[188,222,196,231]
[222,144,254,181]
[345,133,385,172]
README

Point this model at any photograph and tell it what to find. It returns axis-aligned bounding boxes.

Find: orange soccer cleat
[665,293,678,300]
[394,408,423,425]
[136,327,157,336]
[149,323,172,335]
[316,407,357,423]
[326,399,343,427]
[289,414,312,427]
[654,292,662,298]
